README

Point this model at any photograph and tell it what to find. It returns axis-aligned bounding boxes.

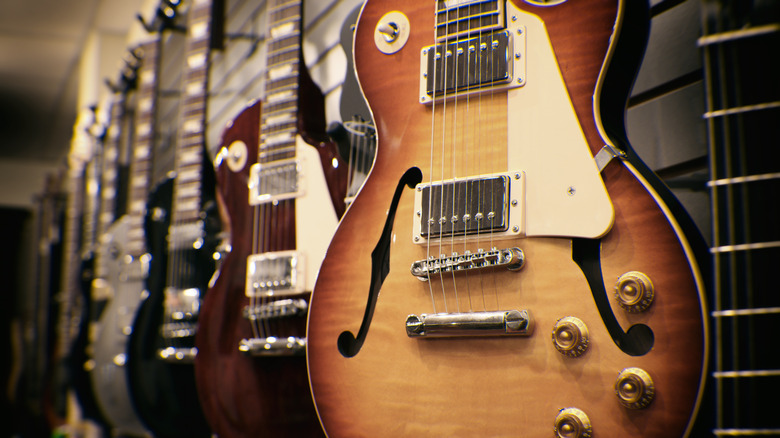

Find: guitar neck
[702,1,780,434]
[170,0,215,225]
[96,97,125,239]
[259,0,302,163]
[126,40,161,257]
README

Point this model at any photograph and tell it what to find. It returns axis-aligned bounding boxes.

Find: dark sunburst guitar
[192,0,346,436]
[307,1,710,436]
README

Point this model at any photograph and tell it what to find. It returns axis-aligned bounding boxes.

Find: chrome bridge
[243,298,308,321]
[238,336,306,356]
[411,247,524,279]
[406,310,532,338]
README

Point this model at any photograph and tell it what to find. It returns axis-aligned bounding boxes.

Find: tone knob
[615,271,654,312]
[552,317,589,357]
[554,407,592,438]
[615,367,655,409]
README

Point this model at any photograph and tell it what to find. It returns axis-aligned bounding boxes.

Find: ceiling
[0,0,146,165]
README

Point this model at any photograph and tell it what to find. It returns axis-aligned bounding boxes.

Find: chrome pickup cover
[406,310,532,338]
[245,250,305,297]
[411,247,524,280]
[248,158,303,205]
[413,171,525,243]
[167,220,204,250]
[420,27,525,104]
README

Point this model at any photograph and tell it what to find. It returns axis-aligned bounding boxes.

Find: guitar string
[426,2,441,314]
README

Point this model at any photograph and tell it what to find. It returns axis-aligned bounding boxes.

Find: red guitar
[193,0,346,435]
[306,1,709,436]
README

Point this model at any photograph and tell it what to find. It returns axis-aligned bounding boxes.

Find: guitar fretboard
[170,0,214,225]
[701,1,780,434]
[126,40,161,257]
[259,0,302,164]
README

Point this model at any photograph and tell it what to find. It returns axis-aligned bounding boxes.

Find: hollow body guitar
[306,1,709,437]
[193,1,346,435]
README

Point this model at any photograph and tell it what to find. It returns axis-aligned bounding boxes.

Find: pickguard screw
[514,173,521,179]
[568,186,576,196]
[517,28,523,35]
[511,199,518,207]
[515,53,521,60]
[416,210,421,217]
[512,15,517,21]
[414,236,420,242]
[512,226,519,233]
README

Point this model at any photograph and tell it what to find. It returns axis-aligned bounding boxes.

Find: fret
[267,44,301,62]
[704,101,780,119]
[435,0,504,41]
[263,112,296,127]
[708,172,780,187]
[714,369,780,378]
[259,146,296,161]
[711,241,780,253]
[714,428,780,436]
[698,23,780,46]
[712,307,780,317]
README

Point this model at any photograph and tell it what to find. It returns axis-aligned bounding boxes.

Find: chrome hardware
[225,139,248,172]
[238,336,306,356]
[243,298,308,321]
[552,317,589,357]
[245,250,305,297]
[554,407,592,438]
[160,321,197,339]
[420,24,525,104]
[167,220,204,250]
[248,158,302,205]
[375,11,410,54]
[413,171,525,243]
[594,144,626,172]
[615,271,655,313]
[158,347,197,363]
[615,367,655,409]
[410,247,524,279]
[406,310,532,338]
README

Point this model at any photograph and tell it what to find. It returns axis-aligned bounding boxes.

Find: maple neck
[702,1,780,434]
[96,96,125,238]
[170,0,214,224]
[126,40,161,257]
[259,0,302,164]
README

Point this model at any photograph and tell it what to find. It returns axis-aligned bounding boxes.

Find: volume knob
[615,367,655,409]
[554,407,592,438]
[615,271,654,312]
[552,317,589,357]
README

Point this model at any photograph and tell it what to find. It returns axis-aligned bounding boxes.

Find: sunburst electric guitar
[193,0,347,435]
[307,1,710,436]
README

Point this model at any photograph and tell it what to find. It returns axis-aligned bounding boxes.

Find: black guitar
[126,1,221,436]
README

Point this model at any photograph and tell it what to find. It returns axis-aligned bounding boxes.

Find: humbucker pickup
[245,250,306,297]
[420,27,525,104]
[248,158,304,205]
[413,171,525,243]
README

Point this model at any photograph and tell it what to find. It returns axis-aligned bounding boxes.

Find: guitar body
[127,163,218,437]
[194,101,325,437]
[306,1,708,437]
[89,217,148,436]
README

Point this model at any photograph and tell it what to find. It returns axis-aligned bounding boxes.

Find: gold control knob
[615,271,654,313]
[552,317,589,357]
[615,367,655,409]
[554,407,592,438]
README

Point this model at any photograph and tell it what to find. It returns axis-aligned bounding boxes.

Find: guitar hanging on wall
[306,0,710,437]
[88,40,160,437]
[193,0,347,435]
[127,0,222,436]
